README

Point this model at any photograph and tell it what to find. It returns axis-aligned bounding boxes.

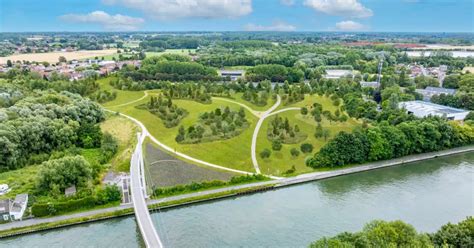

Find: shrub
[300,143,313,153]
[290,148,300,157]
[95,185,122,205]
[260,148,271,159]
[272,140,282,151]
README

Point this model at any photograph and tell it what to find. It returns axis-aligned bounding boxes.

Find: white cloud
[60,11,144,31]
[280,0,295,6]
[335,20,366,31]
[102,0,252,20]
[244,21,296,31]
[304,0,373,18]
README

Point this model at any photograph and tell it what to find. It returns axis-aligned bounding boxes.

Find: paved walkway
[130,130,163,248]
[213,97,263,118]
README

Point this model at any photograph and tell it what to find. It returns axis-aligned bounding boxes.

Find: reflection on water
[2,152,473,248]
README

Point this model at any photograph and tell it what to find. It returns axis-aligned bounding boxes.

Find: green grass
[100,114,138,172]
[96,77,147,107]
[108,93,258,172]
[257,94,360,176]
[0,166,39,200]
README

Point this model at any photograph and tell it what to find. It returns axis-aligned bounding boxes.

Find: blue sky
[0,0,472,32]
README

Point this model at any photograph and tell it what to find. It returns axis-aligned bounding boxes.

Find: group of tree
[307,117,474,168]
[310,217,473,248]
[245,64,304,83]
[161,82,212,104]
[431,73,474,110]
[267,115,307,144]
[175,107,248,144]
[242,89,270,106]
[0,90,104,171]
[141,94,187,128]
[119,55,218,82]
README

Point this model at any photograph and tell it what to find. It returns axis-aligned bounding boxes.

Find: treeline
[307,117,474,168]
[246,64,304,83]
[0,90,104,171]
[310,217,474,248]
[162,82,212,104]
[431,73,474,110]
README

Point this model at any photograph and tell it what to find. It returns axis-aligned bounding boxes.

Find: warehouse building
[399,101,469,121]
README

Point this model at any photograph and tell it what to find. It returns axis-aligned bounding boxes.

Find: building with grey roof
[415,86,457,101]
[399,100,469,121]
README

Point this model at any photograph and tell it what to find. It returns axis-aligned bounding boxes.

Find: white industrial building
[323,70,353,79]
[399,101,470,121]
[218,70,244,81]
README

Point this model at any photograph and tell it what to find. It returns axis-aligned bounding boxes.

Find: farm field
[0,49,117,64]
[256,95,360,176]
[144,142,236,187]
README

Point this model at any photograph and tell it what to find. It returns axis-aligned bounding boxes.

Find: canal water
[2,152,473,248]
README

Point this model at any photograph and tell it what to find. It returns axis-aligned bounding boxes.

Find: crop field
[0,49,118,64]
[144,142,236,187]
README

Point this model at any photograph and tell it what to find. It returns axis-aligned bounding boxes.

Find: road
[250,95,282,174]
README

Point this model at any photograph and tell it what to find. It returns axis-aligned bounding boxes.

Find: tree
[290,148,300,157]
[431,216,474,247]
[301,107,308,116]
[315,123,323,138]
[36,156,92,194]
[272,140,282,151]
[322,129,330,141]
[58,56,67,63]
[260,148,271,159]
[6,59,12,67]
[310,220,432,248]
[300,143,313,153]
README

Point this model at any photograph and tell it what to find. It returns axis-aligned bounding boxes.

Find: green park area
[98,77,360,177]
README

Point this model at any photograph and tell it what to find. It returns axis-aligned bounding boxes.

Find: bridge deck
[130,132,163,248]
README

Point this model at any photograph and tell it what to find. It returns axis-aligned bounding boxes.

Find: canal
[2,152,473,247]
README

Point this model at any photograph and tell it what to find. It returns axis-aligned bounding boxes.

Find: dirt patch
[144,143,236,187]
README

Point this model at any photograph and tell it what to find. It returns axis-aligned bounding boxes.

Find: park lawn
[113,95,258,172]
[100,114,138,172]
[257,95,360,176]
[0,165,39,200]
[96,77,147,107]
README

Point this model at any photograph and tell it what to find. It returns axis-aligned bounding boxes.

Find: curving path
[213,97,263,118]
[107,90,149,108]
[250,95,283,174]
